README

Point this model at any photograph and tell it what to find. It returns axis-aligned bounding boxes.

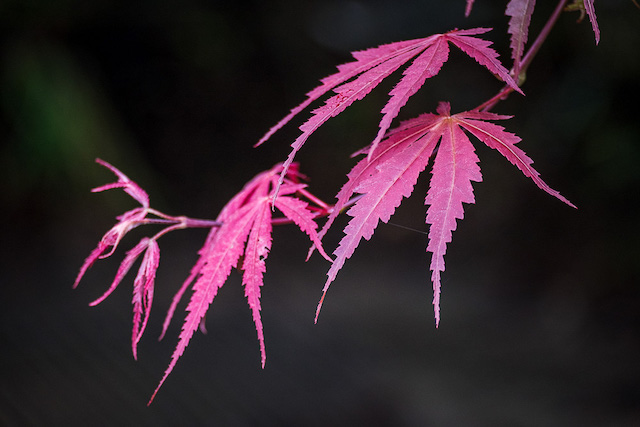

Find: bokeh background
[1,1,639,425]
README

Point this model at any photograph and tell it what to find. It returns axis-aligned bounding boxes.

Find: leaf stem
[181,217,223,228]
[297,187,330,210]
[519,0,569,77]
[269,193,362,226]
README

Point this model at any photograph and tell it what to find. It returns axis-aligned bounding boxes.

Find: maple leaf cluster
[75,160,333,404]
[258,25,577,324]
[76,0,599,403]
[149,163,332,403]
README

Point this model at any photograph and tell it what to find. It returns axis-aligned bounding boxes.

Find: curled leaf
[132,239,160,360]
[93,158,149,208]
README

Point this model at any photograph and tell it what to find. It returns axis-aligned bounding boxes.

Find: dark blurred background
[1,0,639,425]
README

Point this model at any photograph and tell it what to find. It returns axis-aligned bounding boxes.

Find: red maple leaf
[315,102,575,326]
[256,28,522,195]
[583,0,600,45]
[469,0,599,46]
[74,161,162,360]
[75,160,332,404]
[465,0,476,17]
[149,163,332,404]
[505,0,537,76]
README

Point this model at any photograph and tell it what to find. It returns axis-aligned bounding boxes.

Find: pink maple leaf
[74,160,168,361]
[505,0,537,76]
[74,159,151,289]
[131,238,160,360]
[257,28,522,195]
[465,0,476,17]
[92,158,149,208]
[87,237,150,307]
[149,163,331,404]
[82,236,161,361]
[75,160,331,403]
[315,102,574,326]
[583,0,600,45]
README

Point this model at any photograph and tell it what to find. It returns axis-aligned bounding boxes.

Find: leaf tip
[314,292,327,324]
[465,0,475,17]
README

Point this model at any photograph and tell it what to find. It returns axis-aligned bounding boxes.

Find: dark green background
[1,1,639,425]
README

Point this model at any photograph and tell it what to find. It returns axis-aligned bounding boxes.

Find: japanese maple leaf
[74,160,161,360]
[315,102,574,326]
[470,0,599,45]
[564,0,600,45]
[465,0,476,17]
[256,28,522,195]
[506,0,537,76]
[80,236,161,361]
[73,159,150,285]
[149,163,331,404]
[583,0,600,45]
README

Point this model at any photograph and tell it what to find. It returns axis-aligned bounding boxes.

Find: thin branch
[519,0,569,77]
[475,0,569,112]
